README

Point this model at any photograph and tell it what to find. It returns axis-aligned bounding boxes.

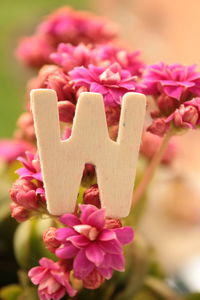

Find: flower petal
[60,214,81,226]
[79,204,97,224]
[56,244,78,259]
[86,244,105,266]
[56,228,77,241]
[114,227,134,245]
[99,239,122,254]
[67,235,90,248]
[98,229,116,241]
[73,249,94,279]
[87,208,106,230]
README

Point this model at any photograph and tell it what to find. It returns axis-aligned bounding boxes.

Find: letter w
[31,89,146,218]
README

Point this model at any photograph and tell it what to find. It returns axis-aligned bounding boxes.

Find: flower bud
[10,203,29,222]
[83,184,101,208]
[105,218,122,229]
[148,118,170,137]
[58,101,75,123]
[83,269,105,289]
[43,227,61,253]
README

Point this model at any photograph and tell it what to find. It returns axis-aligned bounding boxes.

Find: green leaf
[14,217,56,270]
[0,285,22,300]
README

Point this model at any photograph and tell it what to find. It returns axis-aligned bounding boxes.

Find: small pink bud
[58,101,75,123]
[83,184,101,208]
[83,269,105,289]
[157,94,179,116]
[105,218,122,229]
[148,118,170,137]
[10,202,29,222]
[43,227,61,253]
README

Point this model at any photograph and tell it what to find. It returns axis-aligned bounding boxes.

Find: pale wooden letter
[31,89,146,217]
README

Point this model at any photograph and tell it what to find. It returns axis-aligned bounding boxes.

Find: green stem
[132,130,173,206]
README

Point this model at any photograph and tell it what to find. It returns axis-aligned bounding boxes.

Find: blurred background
[1,0,200,295]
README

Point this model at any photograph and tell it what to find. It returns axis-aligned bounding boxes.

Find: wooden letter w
[31,89,146,217]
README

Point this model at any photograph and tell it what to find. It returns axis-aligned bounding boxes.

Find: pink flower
[58,101,75,123]
[10,178,45,210]
[15,112,35,143]
[70,63,142,106]
[10,202,29,222]
[166,97,200,129]
[105,105,121,126]
[83,269,105,289]
[95,44,145,76]
[15,35,54,68]
[28,257,77,299]
[38,7,117,45]
[156,94,179,116]
[83,184,101,208]
[0,139,34,164]
[43,227,61,253]
[55,204,134,280]
[50,43,95,72]
[148,118,170,137]
[140,132,176,164]
[144,62,200,100]
[16,151,42,181]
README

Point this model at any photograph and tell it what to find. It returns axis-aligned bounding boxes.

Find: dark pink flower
[83,269,105,289]
[144,62,200,100]
[95,44,145,76]
[10,202,29,222]
[0,139,34,164]
[16,151,42,181]
[156,94,179,116]
[105,105,121,127]
[38,7,117,45]
[70,63,142,106]
[50,43,95,72]
[148,118,170,137]
[55,204,134,280]
[28,257,77,299]
[83,184,101,208]
[15,35,54,68]
[140,132,176,164]
[10,178,45,210]
[166,97,200,129]
[58,101,75,123]
[43,227,61,253]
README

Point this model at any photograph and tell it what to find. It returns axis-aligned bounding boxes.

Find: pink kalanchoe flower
[28,257,77,300]
[83,269,105,289]
[58,101,75,123]
[43,227,61,253]
[15,35,54,68]
[140,132,176,164]
[10,178,45,210]
[95,44,145,76]
[166,97,200,129]
[83,184,101,208]
[144,62,200,101]
[38,7,117,45]
[28,65,76,103]
[10,202,29,222]
[70,63,142,106]
[55,204,134,280]
[0,139,34,164]
[15,112,36,143]
[148,118,170,137]
[16,151,42,181]
[50,43,95,72]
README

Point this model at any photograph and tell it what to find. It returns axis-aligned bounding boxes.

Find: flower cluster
[144,62,200,136]
[16,7,118,68]
[28,204,133,298]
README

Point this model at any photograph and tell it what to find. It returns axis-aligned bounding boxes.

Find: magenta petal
[114,227,134,245]
[67,235,90,248]
[28,267,48,284]
[98,229,117,241]
[85,244,105,266]
[73,249,94,279]
[87,208,106,230]
[80,204,97,224]
[107,253,125,271]
[60,214,81,226]
[98,267,113,280]
[56,228,77,241]
[56,244,78,259]
[99,239,122,254]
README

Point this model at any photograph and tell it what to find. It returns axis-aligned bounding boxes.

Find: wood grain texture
[31,89,146,217]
